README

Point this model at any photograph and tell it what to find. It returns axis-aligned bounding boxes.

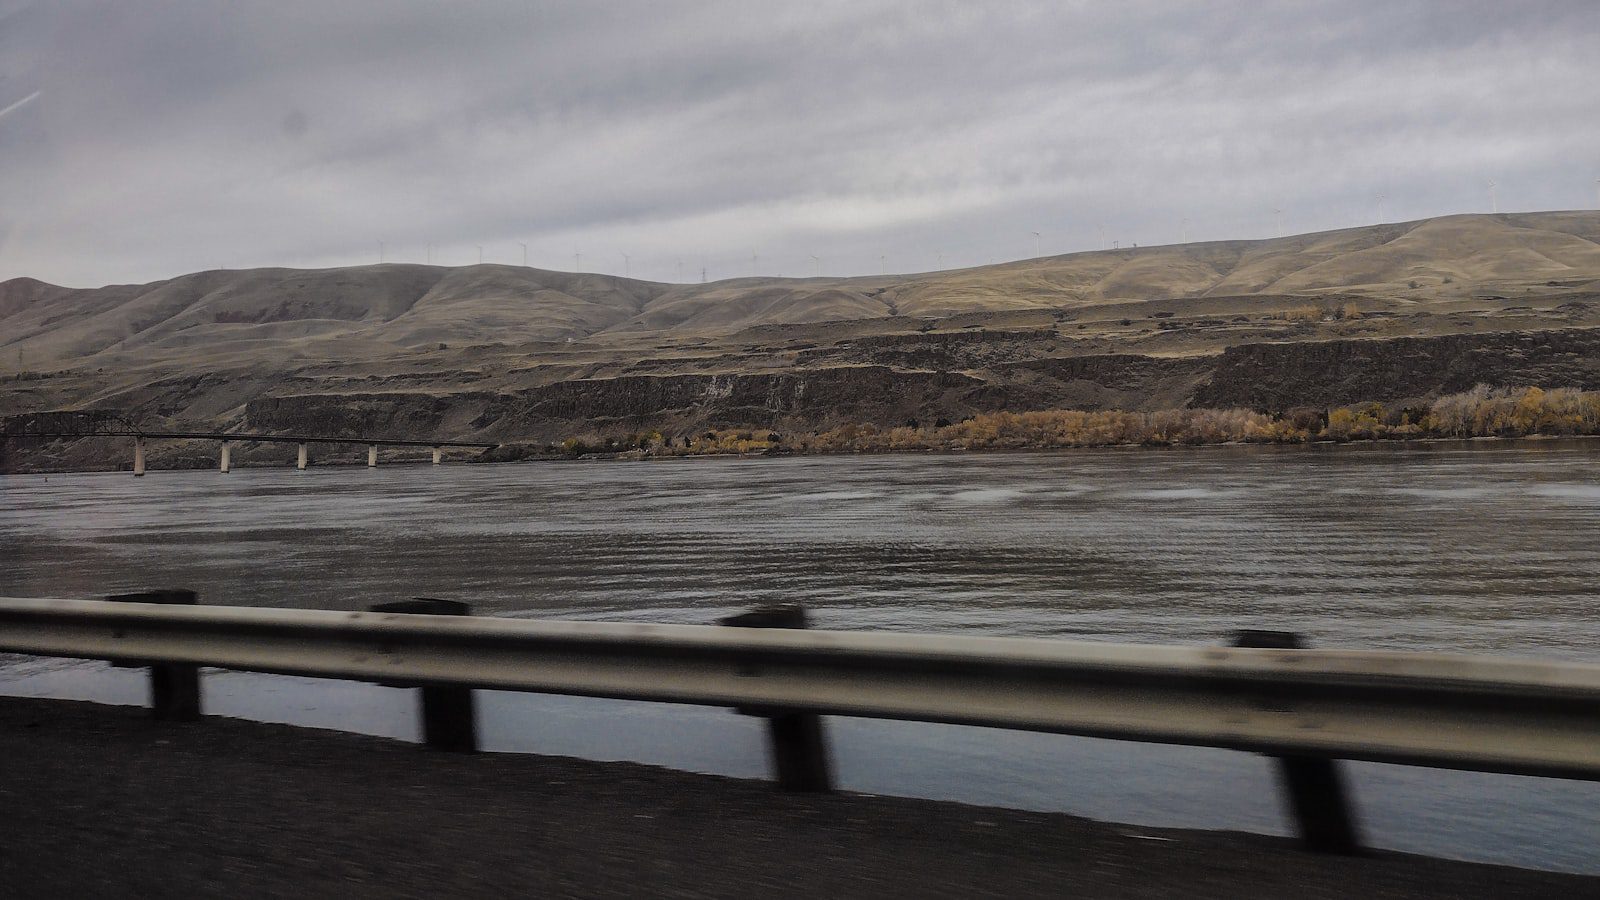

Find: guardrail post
[1233,630,1362,855]
[132,436,146,476]
[297,442,308,470]
[718,605,833,793]
[369,598,478,752]
[107,589,201,720]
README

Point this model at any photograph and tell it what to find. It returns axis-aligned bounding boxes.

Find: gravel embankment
[0,697,1591,899]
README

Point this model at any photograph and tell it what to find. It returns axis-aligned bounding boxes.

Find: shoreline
[5,431,1599,477]
[0,695,1591,898]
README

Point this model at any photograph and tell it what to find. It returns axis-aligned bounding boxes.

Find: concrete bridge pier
[219,441,232,474]
[296,443,308,470]
[432,446,442,465]
[367,445,378,468]
[132,437,146,476]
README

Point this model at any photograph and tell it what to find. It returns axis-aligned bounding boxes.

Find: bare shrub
[568,387,1600,458]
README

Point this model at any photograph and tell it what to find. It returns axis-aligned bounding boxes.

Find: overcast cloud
[1,0,1597,287]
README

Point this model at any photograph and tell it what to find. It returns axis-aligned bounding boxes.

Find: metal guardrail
[3,595,1599,854]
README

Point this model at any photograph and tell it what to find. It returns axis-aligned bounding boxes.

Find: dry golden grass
[6,211,1599,369]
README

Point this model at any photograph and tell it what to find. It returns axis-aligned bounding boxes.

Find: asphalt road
[0,697,1592,899]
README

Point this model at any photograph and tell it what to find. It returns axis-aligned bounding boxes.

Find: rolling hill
[4,211,1600,471]
[4,211,1599,371]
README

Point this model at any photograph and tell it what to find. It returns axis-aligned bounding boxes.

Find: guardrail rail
[2,592,1599,856]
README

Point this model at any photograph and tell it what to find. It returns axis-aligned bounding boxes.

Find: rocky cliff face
[9,326,1600,469]
[1192,328,1600,411]
[992,354,1215,412]
[245,367,986,439]
[245,392,495,439]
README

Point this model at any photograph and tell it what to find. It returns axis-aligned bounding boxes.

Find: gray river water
[2,442,1598,873]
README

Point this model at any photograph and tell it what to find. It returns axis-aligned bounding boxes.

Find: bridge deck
[11,431,497,448]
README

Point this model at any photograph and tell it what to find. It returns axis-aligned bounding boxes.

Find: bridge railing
[2,594,1598,855]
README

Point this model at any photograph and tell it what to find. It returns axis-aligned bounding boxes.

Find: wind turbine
[1593,178,1598,209]
[1488,180,1498,214]
[426,243,435,265]
[1376,193,1387,223]
[574,251,582,272]
[378,241,385,263]
[1031,230,1041,258]
[477,245,484,264]
[750,252,759,277]
[518,242,528,267]
[620,251,631,277]
[936,250,944,269]
[879,254,887,275]
[1181,217,1189,244]
[676,258,684,281]
[809,254,820,276]
[1273,208,1284,236]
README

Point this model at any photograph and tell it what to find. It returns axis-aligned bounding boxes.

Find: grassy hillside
[5,211,1600,474]
[5,211,1599,372]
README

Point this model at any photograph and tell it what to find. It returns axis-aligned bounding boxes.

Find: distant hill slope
[4,211,1600,368]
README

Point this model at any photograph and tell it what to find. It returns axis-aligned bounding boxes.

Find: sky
[1,0,1598,288]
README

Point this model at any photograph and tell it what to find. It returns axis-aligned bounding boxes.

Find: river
[2,441,1598,873]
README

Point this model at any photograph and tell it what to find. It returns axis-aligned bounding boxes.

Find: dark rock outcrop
[994,354,1216,412]
[201,328,1600,443]
[1192,328,1600,411]
[247,392,495,439]
[246,367,985,440]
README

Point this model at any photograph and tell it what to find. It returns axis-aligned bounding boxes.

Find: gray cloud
[2,0,1597,287]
